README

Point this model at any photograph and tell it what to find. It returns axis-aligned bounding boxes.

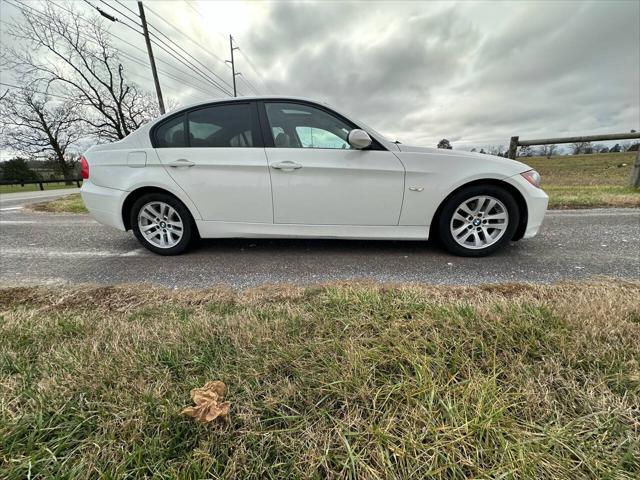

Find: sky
[1,0,639,153]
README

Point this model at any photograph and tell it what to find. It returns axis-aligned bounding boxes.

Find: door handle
[271,161,302,171]
[167,159,195,168]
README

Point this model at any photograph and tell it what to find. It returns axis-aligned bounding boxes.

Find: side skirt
[195,221,429,240]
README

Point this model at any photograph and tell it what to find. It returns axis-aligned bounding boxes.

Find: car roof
[168,95,329,114]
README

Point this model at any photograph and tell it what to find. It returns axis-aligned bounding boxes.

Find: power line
[149,28,232,91]
[93,0,231,95]
[183,0,201,17]
[117,46,219,96]
[147,2,226,65]
[98,0,141,28]
[236,74,260,96]
[78,1,231,96]
[148,33,232,96]
[178,1,268,94]
[0,81,76,101]
[142,3,232,86]
[77,0,140,35]
[3,1,219,99]
[237,48,272,94]
[106,1,254,97]
[118,50,214,97]
[9,0,232,97]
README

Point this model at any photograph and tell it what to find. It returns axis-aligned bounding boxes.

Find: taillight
[80,156,89,180]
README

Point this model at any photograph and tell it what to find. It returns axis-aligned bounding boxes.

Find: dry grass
[525,151,640,208]
[25,194,87,213]
[1,280,639,479]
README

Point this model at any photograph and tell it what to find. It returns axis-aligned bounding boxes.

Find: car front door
[153,101,272,223]
[260,101,405,226]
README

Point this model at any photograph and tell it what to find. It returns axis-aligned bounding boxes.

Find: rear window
[155,114,186,148]
[187,103,254,148]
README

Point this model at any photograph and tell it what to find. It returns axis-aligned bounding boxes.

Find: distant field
[525,151,639,208]
[0,181,80,194]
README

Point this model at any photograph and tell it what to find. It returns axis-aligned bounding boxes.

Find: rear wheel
[437,185,519,257]
[130,193,195,255]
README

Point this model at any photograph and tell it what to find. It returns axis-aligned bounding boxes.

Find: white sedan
[80,96,548,256]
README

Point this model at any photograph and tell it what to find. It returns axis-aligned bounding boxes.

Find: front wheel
[437,185,519,257]
[130,193,196,255]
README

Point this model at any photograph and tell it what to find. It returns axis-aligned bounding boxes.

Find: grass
[525,151,639,208]
[26,194,88,213]
[0,181,80,194]
[1,280,639,479]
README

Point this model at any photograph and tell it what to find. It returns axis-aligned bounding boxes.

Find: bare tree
[486,145,506,157]
[0,84,85,181]
[571,141,592,154]
[537,144,558,158]
[518,146,533,157]
[7,1,160,141]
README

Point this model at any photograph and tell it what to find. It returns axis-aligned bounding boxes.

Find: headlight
[521,169,541,188]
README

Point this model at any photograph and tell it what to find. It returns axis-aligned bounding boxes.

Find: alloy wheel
[449,195,509,250]
[137,201,184,249]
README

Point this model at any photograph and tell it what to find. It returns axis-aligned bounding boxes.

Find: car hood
[395,144,531,174]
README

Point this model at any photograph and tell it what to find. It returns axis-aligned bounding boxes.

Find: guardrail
[0,178,82,191]
[507,132,640,187]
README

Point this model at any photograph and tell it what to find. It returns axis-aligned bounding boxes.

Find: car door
[153,101,272,223]
[260,101,405,226]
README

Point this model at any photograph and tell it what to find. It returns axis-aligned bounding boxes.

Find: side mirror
[347,129,372,150]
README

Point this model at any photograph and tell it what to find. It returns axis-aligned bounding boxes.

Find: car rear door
[153,101,272,223]
[260,101,405,226]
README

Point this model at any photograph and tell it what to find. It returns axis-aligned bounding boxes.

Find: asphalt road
[1,189,638,288]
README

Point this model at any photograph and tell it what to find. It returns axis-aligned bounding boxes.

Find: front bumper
[505,174,549,239]
[80,181,127,231]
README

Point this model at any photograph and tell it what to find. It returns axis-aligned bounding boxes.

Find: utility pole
[226,35,239,97]
[137,1,165,114]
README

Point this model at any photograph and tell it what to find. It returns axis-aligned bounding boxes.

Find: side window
[155,114,186,148]
[187,103,254,148]
[265,103,353,149]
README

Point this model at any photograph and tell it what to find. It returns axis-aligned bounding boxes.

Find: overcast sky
[1,0,639,151]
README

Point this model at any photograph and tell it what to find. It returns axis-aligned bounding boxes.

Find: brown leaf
[181,380,230,423]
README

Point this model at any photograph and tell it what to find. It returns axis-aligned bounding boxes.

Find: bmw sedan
[80,96,548,256]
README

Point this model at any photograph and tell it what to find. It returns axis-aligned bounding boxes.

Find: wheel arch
[122,186,199,232]
[429,178,528,242]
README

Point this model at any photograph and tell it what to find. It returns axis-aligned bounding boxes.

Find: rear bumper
[505,174,549,239]
[80,181,127,231]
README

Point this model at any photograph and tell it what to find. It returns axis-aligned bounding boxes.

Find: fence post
[630,149,640,188]
[508,136,519,160]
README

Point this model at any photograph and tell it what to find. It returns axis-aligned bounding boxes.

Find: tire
[130,193,196,255]
[437,185,519,257]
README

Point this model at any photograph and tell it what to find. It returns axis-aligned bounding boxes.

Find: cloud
[236,0,639,147]
[3,0,638,152]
